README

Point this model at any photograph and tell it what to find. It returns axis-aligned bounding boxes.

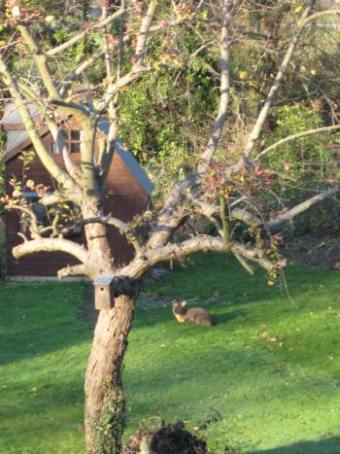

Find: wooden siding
[5,137,148,276]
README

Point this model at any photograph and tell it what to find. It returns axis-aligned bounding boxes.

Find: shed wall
[5,141,148,276]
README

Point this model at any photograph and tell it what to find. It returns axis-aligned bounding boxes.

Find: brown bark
[83,200,135,453]
[82,202,114,277]
[85,294,136,454]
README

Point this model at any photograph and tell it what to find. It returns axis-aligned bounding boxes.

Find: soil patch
[282,235,340,270]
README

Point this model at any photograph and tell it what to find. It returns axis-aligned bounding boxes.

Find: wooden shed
[1,102,153,277]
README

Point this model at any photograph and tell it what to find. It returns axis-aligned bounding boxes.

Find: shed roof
[94,275,114,286]
[98,119,153,194]
[1,102,153,194]
[2,101,40,127]
[2,102,47,160]
[114,141,153,194]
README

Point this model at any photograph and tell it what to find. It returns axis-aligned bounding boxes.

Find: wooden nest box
[94,276,115,310]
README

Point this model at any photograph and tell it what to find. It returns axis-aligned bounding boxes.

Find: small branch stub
[94,275,115,310]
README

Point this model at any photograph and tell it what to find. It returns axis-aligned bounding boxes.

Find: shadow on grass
[249,436,340,453]
[0,282,92,367]
[212,309,247,325]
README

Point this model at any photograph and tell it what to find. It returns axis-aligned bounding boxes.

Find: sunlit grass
[0,283,89,454]
[0,254,339,453]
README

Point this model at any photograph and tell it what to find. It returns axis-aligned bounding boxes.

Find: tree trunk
[85,294,136,454]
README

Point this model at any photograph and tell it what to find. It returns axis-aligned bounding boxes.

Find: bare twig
[267,188,340,233]
[60,49,105,96]
[47,8,125,57]
[257,124,340,159]
[99,1,158,113]
[135,0,158,68]
[243,1,317,159]
[102,3,114,84]
[98,68,151,113]
[230,208,262,227]
[5,203,40,238]
[301,8,340,26]
[17,24,59,99]
[60,214,141,253]
[147,177,195,249]
[199,0,233,169]
[0,56,78,195]
[64,215,129,235]
[231,242,286,271]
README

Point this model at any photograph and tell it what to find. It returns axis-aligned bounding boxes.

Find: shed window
[69,130,81,153]
[51,129,82,154]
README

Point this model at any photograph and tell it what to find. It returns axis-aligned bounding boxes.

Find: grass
[0,282,90,454]
[0,253,339,453]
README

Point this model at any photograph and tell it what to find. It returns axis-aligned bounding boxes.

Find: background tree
[0,1,339,453]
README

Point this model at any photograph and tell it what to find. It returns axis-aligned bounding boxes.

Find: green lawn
[0,254,339,453]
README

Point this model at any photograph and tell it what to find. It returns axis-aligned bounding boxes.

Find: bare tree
[0,1,339,452]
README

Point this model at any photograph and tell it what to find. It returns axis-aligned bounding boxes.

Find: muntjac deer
[172,300,213,326]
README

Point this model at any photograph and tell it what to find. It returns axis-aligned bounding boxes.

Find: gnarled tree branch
[58,264,89,280]
[122,233,285,280]
[13,238,89,264]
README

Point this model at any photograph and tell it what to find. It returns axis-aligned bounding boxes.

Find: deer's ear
[182,301,187,306]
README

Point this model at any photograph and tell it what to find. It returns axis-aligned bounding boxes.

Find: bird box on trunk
[94,276,115,310]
